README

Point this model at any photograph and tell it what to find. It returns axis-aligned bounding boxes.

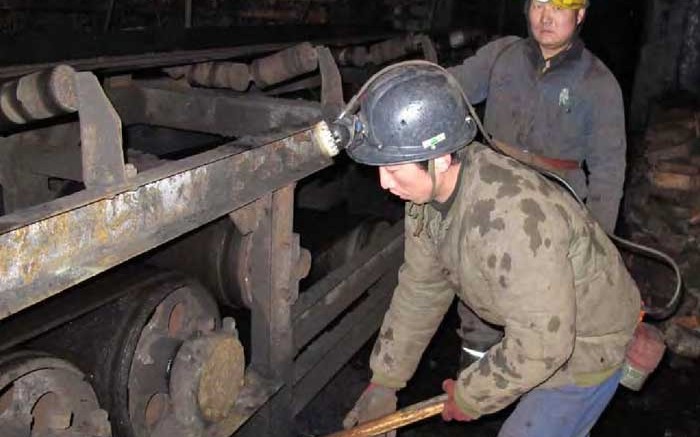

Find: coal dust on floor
[295,303,700,437]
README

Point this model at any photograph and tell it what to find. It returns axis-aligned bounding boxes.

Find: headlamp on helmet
[533,0,588,9]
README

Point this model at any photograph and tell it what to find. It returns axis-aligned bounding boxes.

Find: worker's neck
[433,162,462,203]
[539,41,572,63]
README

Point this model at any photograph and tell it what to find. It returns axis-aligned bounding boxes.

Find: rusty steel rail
[0,31,396,80]
[0,44,289,81]
[0,124,333,321]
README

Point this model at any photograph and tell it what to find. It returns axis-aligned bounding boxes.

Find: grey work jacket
[370,143,640,418]
[448,37,626,232]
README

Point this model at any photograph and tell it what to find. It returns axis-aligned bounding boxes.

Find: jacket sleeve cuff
[454,384,483,420]
[370,372,407,390]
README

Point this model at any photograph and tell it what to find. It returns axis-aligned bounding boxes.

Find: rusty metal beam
[0,31,396,80]
[0,44,289,81]
[0,124,333,321]
[0,265,168,353]
[106,81,322,137]
[247,185,298,437]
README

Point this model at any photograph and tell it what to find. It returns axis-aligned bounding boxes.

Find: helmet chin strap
[428,159,438,202]
[409,159,437,238]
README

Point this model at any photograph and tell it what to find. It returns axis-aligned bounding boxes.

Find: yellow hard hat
[534,0,588,9]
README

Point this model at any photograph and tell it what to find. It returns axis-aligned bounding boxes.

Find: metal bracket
[75,72,127,188]
[317,46,345,121]
[229,198,266,236]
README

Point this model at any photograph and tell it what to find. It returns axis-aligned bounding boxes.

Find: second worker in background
[447,0,628,366]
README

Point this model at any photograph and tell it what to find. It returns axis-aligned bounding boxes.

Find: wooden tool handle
[325,394,448,437]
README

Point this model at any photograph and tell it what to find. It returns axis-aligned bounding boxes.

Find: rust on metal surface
[205,370,283,437]
[170,332,245,429]
[75,71,127,188]
[0,124,333,321]
[0,65,78,127]
[0,352,111,436]
[197,335,246,422]
[145,393,170,429]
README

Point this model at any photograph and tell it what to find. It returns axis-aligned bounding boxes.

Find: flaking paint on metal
[0,167,205,294]
[0,125,331,319]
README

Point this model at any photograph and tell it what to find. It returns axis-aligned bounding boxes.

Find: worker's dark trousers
[457,302,503,365]
[498,370,622,437]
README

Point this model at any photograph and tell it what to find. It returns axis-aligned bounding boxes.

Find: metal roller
[334,46,369,67]
[164,42,319,91]
[164,62,251,91]
[333,36,429,68]
[0,350,112,437]
[304,219,391,286]
[367,35,418,65]
[29,268,245,437]
[147,218,254,309]
[0,65,78,127]
[250,42,319,88]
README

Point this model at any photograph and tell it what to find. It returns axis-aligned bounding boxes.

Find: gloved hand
[441,379,474,422]
[343,383,398,437]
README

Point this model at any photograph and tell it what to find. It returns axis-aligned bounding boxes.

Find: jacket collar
[525,36,584,72]
[430,156,467,217]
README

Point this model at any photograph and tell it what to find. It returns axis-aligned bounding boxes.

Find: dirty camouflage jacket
[369,143,640,418]
[447,36,626,233]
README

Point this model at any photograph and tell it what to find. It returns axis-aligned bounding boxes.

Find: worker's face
[378,163,434,204]
[528,1,585,58]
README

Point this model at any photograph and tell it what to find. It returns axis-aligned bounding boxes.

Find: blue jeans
[498,371,622,437]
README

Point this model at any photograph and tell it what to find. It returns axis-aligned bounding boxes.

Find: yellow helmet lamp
[533,0,588,9]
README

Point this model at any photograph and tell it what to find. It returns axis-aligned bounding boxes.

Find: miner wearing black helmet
[447,0,628,375]
[341,63,640,436]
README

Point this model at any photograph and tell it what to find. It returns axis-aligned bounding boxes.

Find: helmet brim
[346,133,474,166]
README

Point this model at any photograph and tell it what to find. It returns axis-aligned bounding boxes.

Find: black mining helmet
[316,61,478,166]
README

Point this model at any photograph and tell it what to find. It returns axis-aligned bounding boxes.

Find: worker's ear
[576,8,586,25]
[433,154,452,174]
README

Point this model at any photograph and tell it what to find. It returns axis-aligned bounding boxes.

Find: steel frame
[0,44,404,436]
